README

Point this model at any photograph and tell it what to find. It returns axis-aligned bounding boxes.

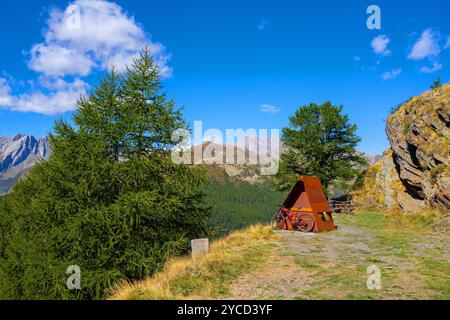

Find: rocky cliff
[351,150,427,211]
[386,83,449,209]
[0,134,50,195]
[353,83,449,212]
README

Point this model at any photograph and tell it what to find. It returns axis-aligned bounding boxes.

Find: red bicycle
[271,207,315,232]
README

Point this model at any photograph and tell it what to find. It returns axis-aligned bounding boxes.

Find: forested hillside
[205,178,286,235]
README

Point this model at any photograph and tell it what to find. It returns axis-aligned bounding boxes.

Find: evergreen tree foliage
[430,76,442,90]
[0,196,11,259]
[274,102,367,192]
[389,97,412,115]
[0,49,210,300]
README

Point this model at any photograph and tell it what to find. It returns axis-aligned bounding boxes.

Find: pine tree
[119,48,185,156]
[274,102,367,192]
[430,77,442,90]
[0,49,210,300]
[75,68,124,161]
[0,196,11,258]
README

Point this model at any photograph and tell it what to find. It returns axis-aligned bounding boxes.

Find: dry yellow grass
[385,208,447,231]
[109,225,277,300]
[350,158,383,210]
[110,214,450,300]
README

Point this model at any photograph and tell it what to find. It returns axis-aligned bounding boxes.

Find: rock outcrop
[386,84,449,209]
[351,150,426,212]
[354,83,449,212]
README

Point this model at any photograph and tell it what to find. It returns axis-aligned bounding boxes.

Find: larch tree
[0,48,210,300]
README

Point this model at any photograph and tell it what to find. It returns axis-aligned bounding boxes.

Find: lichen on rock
[351,150,426,212]
[386,83,449,209]
[353,83,449,212]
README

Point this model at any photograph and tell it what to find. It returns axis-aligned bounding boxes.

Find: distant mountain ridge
[191,140,381,190]
[0,134,50,195]
[0,133,381,196]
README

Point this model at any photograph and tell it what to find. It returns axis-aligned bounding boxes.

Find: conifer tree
[274,102,367,193]
[430,76,442,90]
[119,48,185,156]
[75,68,124,161]
[0,49,210,300]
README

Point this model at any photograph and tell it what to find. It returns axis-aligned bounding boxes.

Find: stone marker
[191,238,209,258]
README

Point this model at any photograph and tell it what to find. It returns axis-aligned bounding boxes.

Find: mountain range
[0,134,50,195]
[0,133,381,196]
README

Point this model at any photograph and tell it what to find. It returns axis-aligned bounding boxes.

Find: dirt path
[227,213,450,300]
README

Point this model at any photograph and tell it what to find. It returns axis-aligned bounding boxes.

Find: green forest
[205,178,286,235]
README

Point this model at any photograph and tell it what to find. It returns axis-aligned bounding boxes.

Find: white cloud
[0,78,14,106]
[0,77,88,115]
[260,104,280,114]
[381,68,402,80]
[419,62,442,74]
[29,44,94,77]
[1,0,172,115]
[29,0,171,77]
[371,35,391,56]
[408,29,441,60]
[353,56,361,62]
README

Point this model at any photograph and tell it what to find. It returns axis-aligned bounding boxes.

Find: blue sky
[0,0,449,153]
